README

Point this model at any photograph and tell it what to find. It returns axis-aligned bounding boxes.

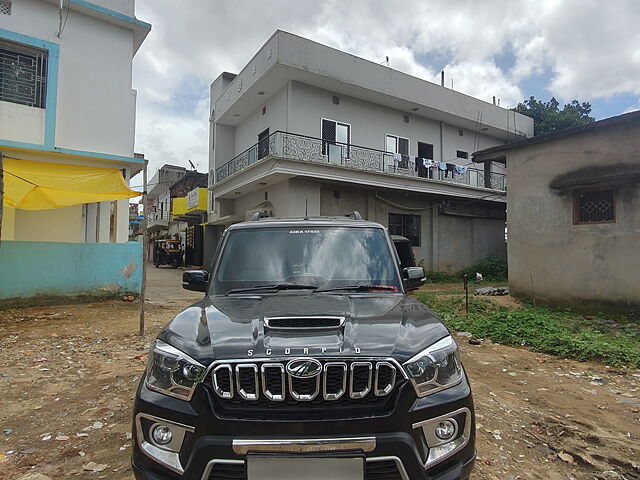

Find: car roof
[391,235,410,242]
[227,216,386,230]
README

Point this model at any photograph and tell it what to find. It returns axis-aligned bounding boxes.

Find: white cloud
[131,0,640,173]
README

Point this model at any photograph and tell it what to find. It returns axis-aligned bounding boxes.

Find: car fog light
[435,420,456,440]
[152,425,173,445]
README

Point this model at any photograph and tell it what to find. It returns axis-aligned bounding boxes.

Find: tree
[512,96,595,136]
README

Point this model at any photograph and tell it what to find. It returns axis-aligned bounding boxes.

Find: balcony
[147,211,169,231]
[215,131,506,192]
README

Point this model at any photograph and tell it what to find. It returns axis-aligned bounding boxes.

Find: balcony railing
[215,131,506,192]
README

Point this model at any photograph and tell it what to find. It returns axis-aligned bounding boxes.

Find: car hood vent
[264,316,345,330]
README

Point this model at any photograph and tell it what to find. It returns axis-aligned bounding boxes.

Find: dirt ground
[0,271,638,480]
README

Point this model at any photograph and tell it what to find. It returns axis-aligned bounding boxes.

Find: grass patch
[414,292,640,368]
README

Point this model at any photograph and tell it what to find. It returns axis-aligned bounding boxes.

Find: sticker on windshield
[288,230,320,234]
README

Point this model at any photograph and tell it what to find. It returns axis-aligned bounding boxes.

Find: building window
[388,213,421,246]
[385,134,409,155]
[0,38,48,108]
[573,189,615,224]
[321,118,350,156]
[456,150,468,159]
[0,0,11,15]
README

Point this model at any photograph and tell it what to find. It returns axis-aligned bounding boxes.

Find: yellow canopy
[3,157,139,210]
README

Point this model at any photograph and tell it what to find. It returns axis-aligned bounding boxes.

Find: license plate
[247,456,364,480]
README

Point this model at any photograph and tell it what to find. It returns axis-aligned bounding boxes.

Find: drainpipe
[439,121,444,162]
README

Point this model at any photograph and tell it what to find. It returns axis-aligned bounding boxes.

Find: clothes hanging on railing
[444,163,456,178]
[455,165,468,175]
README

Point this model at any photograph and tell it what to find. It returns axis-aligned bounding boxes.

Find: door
[322,119,350,163]
[417,142,434,178]
[257,128,270,160]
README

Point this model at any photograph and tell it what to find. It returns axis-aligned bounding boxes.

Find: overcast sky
[131,0,640,180]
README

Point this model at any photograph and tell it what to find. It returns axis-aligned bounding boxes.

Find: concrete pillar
[366,192,375,221]
[97,201,111,243]
[85,203,98,242]
[431,207,439,270]
[115,169,130,243]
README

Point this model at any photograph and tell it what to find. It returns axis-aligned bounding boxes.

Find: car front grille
[207,358,404,417]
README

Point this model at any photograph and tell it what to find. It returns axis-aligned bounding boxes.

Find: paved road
[143,262,203,305]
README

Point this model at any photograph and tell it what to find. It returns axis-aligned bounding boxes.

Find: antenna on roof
[188,159,196,171]
[304,199,309,220]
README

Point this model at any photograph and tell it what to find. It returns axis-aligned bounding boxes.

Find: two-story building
[146,164,188,256]
[145,164,209,266]
[0,0,150,304]
[206,31,533,271]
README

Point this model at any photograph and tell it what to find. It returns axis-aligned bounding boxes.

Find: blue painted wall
[0,241,142,300]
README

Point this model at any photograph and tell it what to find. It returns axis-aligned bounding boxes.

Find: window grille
[388,213,421,246]
[385,135,409,155]
[0,1,10,15]
[574,189,615,224]
[0,38,48,108]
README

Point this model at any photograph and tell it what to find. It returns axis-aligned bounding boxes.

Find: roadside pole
[463,273,469,314]
[0,153,3,247]
[139,159,148,336]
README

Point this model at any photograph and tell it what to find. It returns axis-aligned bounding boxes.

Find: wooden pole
[0,152,4,248]
[463,273,469,314]
[0,153,4,248]
[139,160,148,336]
[530,273,536,307]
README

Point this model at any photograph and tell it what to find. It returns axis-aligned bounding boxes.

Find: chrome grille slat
[349,362,373,399]
[374,361,397,397]
[323,362,347,400]
[261,363,285,401]
[212,365,234,399]
[235,364,259,400]
[210,358,399,404]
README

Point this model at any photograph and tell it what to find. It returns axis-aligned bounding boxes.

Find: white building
[0,0,150,303]
[207,31,533,272]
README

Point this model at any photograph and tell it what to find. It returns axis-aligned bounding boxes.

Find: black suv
[132,215,475,480]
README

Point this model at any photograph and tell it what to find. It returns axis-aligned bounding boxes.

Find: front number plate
[247,456,364,480]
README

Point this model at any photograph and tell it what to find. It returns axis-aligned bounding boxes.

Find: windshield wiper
[314,285,398,293]
[225,283,318,295]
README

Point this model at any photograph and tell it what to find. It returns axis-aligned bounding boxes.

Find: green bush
[458,255,508,281]
[422,255,508,284]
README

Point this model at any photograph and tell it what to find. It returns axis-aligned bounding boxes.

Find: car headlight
[145,340,206,401]
[403,335,463,397]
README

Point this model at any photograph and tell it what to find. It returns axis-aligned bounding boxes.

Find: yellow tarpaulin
[3,157,139,210]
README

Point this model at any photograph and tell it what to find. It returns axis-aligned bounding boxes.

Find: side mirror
[182,270,209,292]
[402,266,425,291]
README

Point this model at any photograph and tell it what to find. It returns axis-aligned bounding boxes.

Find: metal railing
[215,131,506,192]
[0,40,48,108]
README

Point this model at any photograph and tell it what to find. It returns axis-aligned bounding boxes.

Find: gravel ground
[0,273,638,480]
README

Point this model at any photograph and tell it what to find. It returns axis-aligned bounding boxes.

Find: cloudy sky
[131,0,640,178]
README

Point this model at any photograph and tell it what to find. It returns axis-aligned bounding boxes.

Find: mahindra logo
[286,358,322,379]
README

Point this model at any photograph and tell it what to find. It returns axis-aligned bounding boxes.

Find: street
[0,267,638,480]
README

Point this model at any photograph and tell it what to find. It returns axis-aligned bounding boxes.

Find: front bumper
[131,375,475,480]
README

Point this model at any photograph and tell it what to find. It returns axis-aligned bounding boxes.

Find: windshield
[211,226,402,295]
